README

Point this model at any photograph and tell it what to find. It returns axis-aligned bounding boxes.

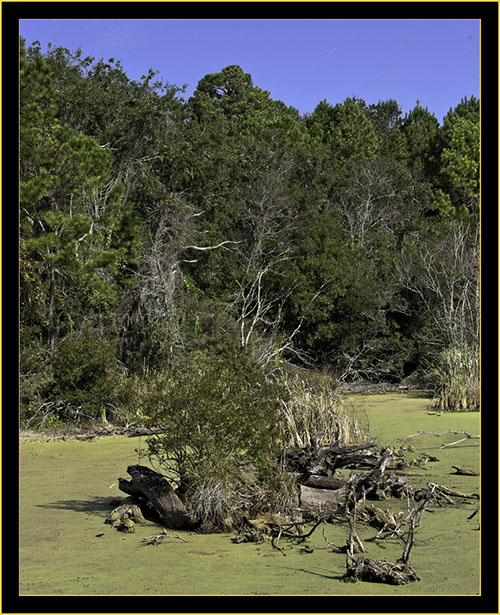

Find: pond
[18,392,480,597]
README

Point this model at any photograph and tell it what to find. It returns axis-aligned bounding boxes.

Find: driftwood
[140,529,188,546]
[341,480,439,585]
[452,465,479,476]
[298,447,408,520]
[118,465,195,530]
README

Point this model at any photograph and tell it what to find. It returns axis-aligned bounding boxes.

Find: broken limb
[140,529,188,546]
[452,465,479,476]
[403,430,479,448]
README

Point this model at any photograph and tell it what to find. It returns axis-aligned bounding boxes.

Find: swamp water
[19,391,480,596]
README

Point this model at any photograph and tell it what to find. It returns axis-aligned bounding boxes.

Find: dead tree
[121,196,240,366]
[342,481,427,585]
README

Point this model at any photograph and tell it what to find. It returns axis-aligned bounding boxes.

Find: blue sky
[20,19,480,122]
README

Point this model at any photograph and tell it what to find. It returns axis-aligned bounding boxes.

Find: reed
[432,345,479,412]
[279,373,365,447]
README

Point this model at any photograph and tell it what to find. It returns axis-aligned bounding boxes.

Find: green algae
[19,392,480,596]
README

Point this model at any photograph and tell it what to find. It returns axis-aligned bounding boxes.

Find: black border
[5,2,498,613]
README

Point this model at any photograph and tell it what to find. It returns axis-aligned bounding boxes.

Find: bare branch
[184,240,241,252]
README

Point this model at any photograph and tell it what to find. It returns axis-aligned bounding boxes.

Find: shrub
[51,330,119,418]
[140,341,290,529]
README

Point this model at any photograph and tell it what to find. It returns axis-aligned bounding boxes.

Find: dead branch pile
[232,513,324,554]
[281,440,408,476]
[284,443,411,520]
[106,439,477,586]
[342,556,420,585]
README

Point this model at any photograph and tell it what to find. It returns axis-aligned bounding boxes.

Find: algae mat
[19,392,480,596]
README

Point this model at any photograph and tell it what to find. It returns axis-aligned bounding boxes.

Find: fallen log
[118,465,195,530]
[452,465,479,476]
[299,484,347,519]
[299,447,405,519]
[298,474,347,490]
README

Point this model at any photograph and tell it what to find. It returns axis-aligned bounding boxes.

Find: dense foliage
[20,38,480,429]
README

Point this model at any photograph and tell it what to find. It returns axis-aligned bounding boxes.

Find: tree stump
[343,556,420,585]
[118,464,195,530]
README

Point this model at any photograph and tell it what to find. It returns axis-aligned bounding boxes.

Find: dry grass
[279,373,365,447]
[432,345,479,412]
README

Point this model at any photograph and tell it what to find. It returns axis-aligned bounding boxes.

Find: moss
[20,392,480,595]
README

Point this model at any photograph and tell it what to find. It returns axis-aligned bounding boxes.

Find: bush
[139,341,290,530]
[20,332,54,425]
[51,330,119,418]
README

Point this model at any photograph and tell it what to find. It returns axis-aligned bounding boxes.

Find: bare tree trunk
[48,265,56,352]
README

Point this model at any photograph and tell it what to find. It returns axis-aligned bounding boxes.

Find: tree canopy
[19,38,480,424]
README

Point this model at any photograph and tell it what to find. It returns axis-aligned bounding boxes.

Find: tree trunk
[48,265,56,352]
[299,484,348,519]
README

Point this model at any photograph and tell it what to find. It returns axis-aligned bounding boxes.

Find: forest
[20,37,479,433]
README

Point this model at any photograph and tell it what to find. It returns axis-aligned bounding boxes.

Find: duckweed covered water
[19,392,480,596]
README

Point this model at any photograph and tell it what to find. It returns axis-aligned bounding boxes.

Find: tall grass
[432,345,479,412]
[279,373,365,447]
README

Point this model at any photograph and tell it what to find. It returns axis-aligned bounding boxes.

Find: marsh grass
[279,373,365,447]
[432,345,479,412]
